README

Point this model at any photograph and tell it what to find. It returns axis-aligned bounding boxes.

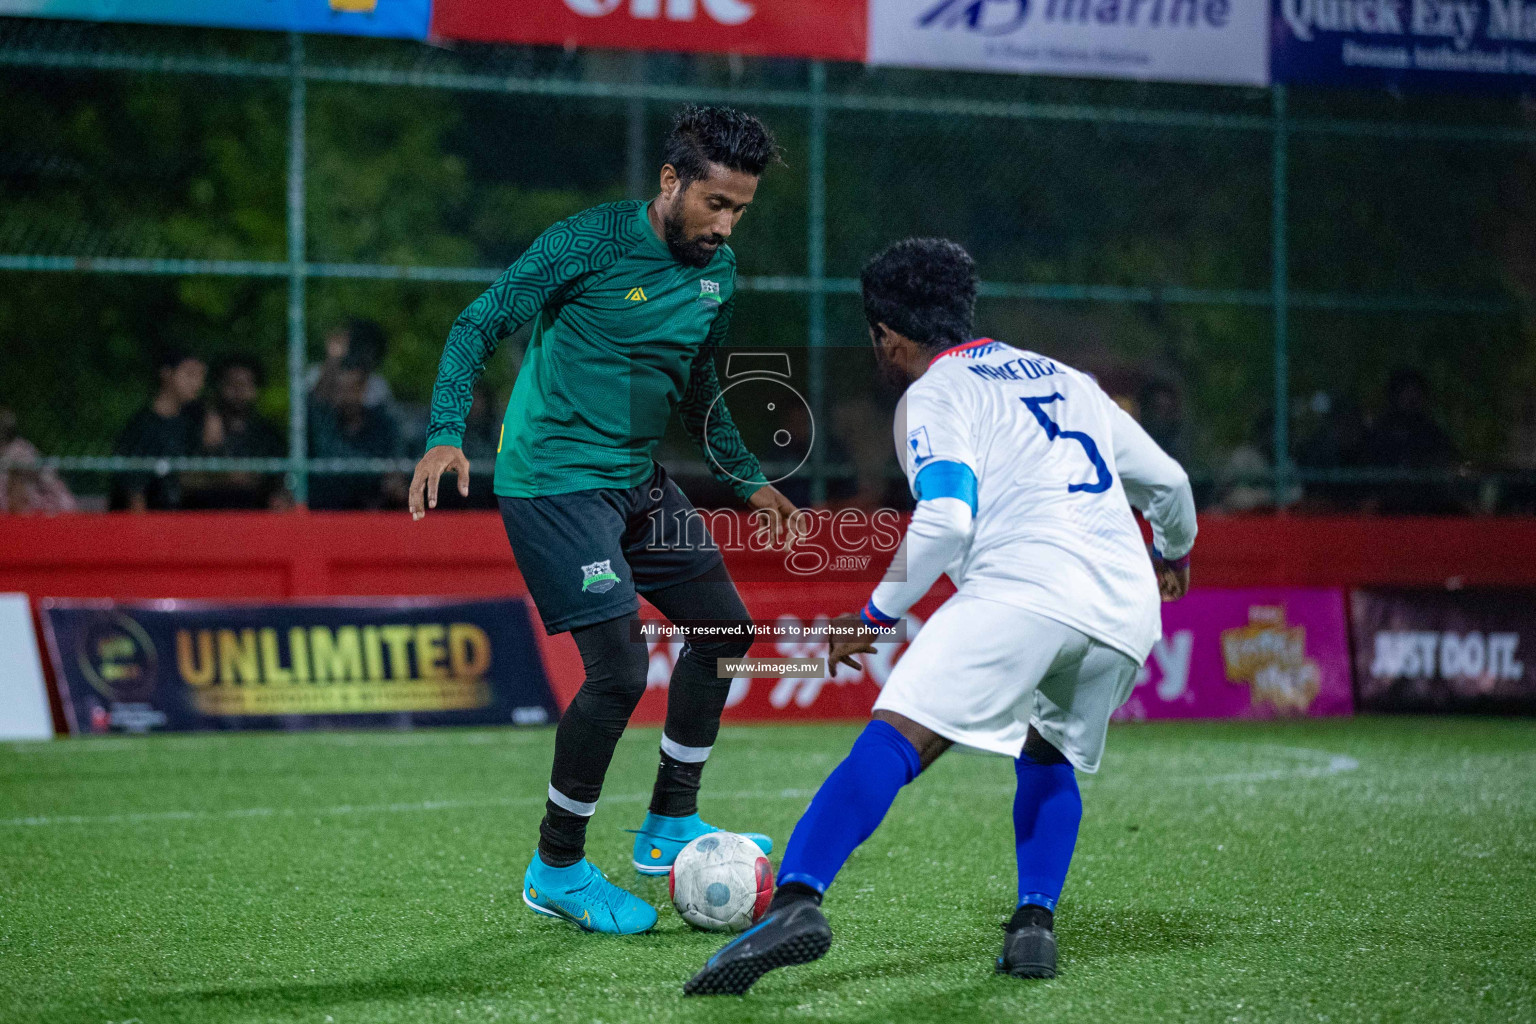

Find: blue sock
[776,720,922,894]
[1013,751,1082,912]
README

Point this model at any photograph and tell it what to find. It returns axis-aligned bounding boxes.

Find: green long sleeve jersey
[424,200,769,501]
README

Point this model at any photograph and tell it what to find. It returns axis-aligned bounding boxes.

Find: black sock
[641,561,754,820]
[538,801,589,868]
[649,752,705,818]
[769,881,823,912]
[539,614,648,868]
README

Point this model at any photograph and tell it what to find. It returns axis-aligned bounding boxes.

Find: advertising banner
[40,596,558,734]
[1115,588,1354,721]
[429,0,868,62]
[0,594,54,741]
[1351,589,1535,713]
[0,0,430,38]
[1272,0,1536,91]
[629,584,1352,726]
[867,0,1271,87]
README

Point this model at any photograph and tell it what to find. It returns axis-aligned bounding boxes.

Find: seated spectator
[1295,391,1369,512]
[432,380,501,510]
[306,318,394,411]
[1137,380,1193,468]
[308,356,407,510]
[1360,368,1462,515]
[110,350,207,511]
[0,407,76,515]
[1216,410,1300,513]
[184,355,291,511]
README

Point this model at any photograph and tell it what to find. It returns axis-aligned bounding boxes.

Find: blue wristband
[1152,546,1191,570]
[860,598,899,628]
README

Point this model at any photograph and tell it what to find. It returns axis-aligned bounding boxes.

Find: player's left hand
[826,612,878,672]
[747,484,809,552]
[1153,554,1190,602]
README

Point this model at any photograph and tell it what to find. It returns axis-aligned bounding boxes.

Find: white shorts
[873,593,1140,772]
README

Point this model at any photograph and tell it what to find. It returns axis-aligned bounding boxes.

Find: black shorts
[498,461,725,635]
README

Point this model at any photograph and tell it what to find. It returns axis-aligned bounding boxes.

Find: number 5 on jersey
[1021,394,1112,494]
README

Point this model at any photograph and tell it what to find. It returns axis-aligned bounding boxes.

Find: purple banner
[1115,588,1353,721]
[1351,589,1535,714]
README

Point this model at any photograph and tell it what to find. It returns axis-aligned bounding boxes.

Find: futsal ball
[668,831,774,932]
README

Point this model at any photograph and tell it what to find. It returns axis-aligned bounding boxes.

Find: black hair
[213,353,266,388]
[860,238,978,351]
[344,317,388,369]
[662,105,782,187]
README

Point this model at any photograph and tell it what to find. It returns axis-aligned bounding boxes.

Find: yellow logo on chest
[626,287,648,302]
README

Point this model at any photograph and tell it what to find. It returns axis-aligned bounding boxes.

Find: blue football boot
[522,853,658,934]
[631,812,773,876]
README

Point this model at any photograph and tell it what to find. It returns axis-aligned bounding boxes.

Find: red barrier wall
[4,512,1536,716]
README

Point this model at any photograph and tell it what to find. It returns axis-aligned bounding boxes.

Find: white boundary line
[0,747,1360,829]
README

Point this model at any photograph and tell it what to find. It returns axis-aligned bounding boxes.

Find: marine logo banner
[868,0,1271,86]
[41,596,559,734]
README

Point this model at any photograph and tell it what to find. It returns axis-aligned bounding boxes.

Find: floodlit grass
[3,717,1533,1023]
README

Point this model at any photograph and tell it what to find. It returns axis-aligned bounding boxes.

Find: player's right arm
[410,216,607,519]
[829,386,978,670]
[1103,396,1197,600]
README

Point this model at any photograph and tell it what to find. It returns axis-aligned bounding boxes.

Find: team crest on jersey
[907,426,935,467]
[697,279,722,308]
[581,560,620,594]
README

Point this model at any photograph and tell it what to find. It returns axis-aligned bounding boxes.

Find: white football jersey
[891,339,1196,663]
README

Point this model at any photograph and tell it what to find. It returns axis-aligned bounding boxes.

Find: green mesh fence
[1,16,1533,513]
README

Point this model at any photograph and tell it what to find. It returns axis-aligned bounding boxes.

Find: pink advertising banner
[1114,588,1353,722]
[627,583,1353,725]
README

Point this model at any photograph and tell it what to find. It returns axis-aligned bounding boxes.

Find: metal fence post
[807,61,828,505]
[286,32,309,505]
[1271,84,1291,507]
[626,52,648,199]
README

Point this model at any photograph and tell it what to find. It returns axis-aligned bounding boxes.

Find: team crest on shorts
[581,559,620,594]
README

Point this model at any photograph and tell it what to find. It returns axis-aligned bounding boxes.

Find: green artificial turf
[3,717,1534,1023]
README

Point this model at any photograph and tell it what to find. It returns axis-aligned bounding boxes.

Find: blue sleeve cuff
[912,460,978,516]
[1152,545,1191,570]
[860,599,899,628]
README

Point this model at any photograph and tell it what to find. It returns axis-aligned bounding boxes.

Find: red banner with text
[429,0,867,62]
[626,584,1354,726]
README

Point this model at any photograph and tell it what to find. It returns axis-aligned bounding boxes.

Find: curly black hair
[662,105,782,187]
[861,238,979,351]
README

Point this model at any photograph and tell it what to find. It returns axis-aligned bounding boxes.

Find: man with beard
[410,106,802,935]
[686,238,1197,994]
